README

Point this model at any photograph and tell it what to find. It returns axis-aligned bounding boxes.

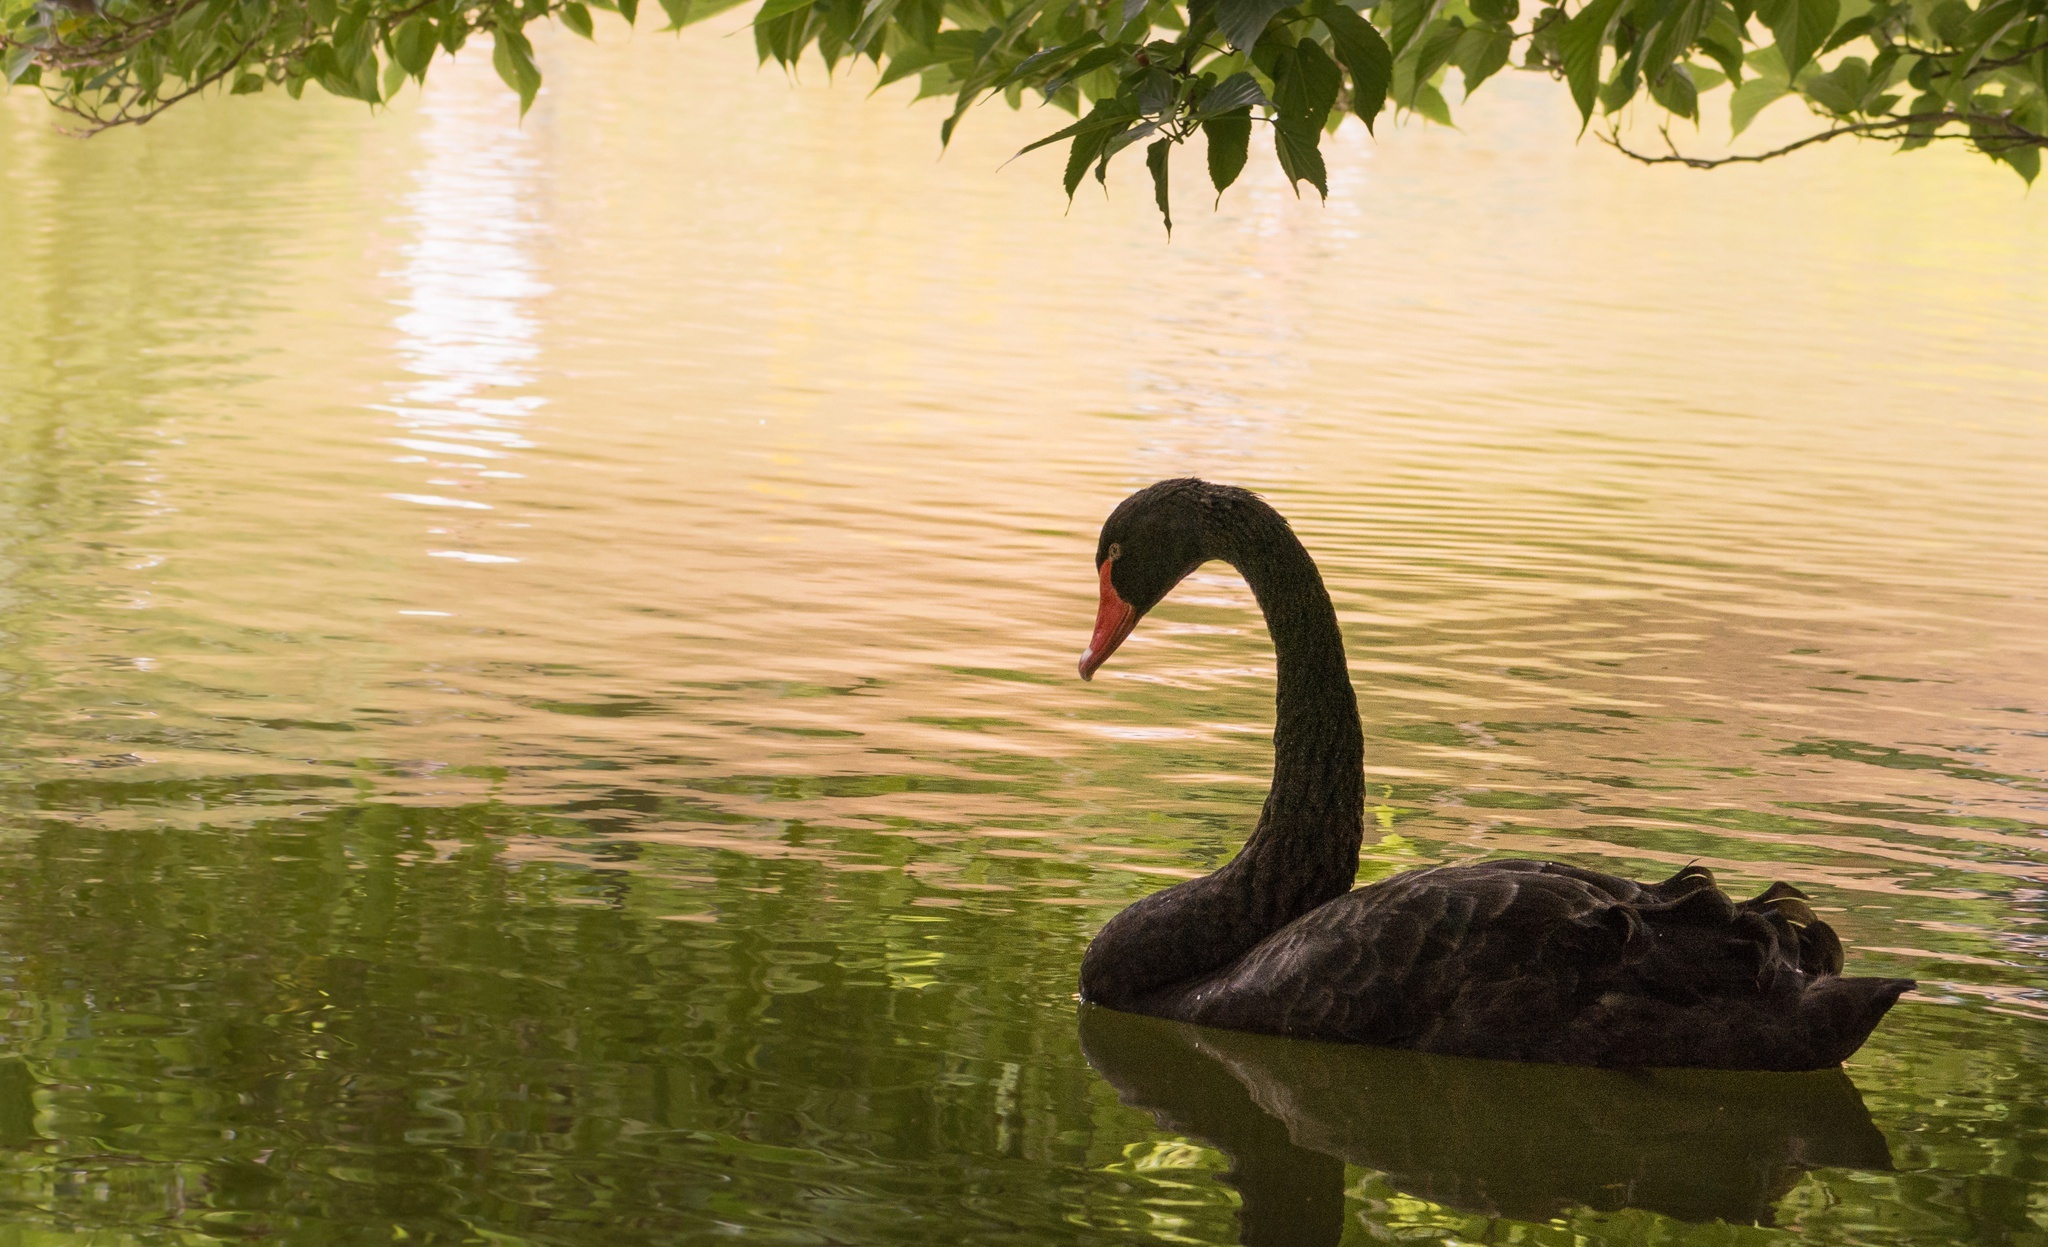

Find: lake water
[1,25,2045,1245]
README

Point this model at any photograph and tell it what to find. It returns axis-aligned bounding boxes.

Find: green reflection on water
[0,797,2044,1245]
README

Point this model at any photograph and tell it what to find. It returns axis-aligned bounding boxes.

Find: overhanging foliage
[4,0,2044,229]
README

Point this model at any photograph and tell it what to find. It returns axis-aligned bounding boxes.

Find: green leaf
[1960,0,2021,45]
[673,0,752,26]
[1273,37,1342,129]
[335,12,372,67]
[561,2,596,37]
[755,0,815,26]
[1138,66,1175,115]
[3,44,37,85]
[1755,0,1837,81]
[1558,0,1629,128]
[995,32,1100,89]
[230,70,266,94]
[1412,18,1467,83]
[352,42,383,101]
[312,33,382,103]
[1452,22,1512,95]
[1100,118,1161,166]
[1800,54,1867,113]
[1647,60,1697,115]
[1411,77,1453,123]
[1600,43,1644,111]
[1213,0,1294,52]
[1041,45,1130,98]
[1058,132,1106,198]
[1194,69,1270,117]
[757,4,816,66]
[1273,114,1328,196]
[390,17,435,77]
[1469,0,1518,20]
[1318,2,1393,131]
[492,24,542,115]
[618,0,639,25]
[1064,135,1101,198]
[1742,43,1788,82]
[302,43,337,82]
[1016,96,1139,159]
[1696,24,1745,82]
[1818,11,1874,54]
[1955,8,2025,84]
[1729,75,1788,133]
[876,46,937,87]
[1998,143,2039,183]
[1900,89,1944,147]
[134,47,163,98]
[1146,137,1173,232]
[1927,0,1969,44]
[1299,38,1344,120]
[1382,0,1440,58]
[1635,0,1709,86]
[823,0,861,53]
[1204,109,1251,195]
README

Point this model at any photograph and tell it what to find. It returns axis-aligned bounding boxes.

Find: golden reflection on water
[8,36,2043,825]
[1,25,2046,1244]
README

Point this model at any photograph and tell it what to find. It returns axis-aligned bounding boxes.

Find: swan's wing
[1171,860,1911,1070]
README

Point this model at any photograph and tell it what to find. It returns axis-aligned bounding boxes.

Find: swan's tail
[1634,865,1915,1068]
[1801,975,1916,1068]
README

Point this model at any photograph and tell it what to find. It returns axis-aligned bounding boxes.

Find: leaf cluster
[0,0,751,127]
[4,0,2042,224]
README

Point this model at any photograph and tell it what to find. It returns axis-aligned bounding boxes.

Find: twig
[1601,109,2045,168]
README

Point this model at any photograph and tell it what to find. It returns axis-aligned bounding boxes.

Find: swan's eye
[1107,543,1123,562]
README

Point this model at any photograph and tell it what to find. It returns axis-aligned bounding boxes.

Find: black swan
[1076,478,1913,1069]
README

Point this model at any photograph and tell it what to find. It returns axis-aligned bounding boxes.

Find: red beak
[1079,559,1138,681]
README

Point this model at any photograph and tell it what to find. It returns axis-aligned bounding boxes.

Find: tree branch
[1600,109,2046,168]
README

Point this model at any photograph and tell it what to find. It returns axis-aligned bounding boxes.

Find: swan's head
[1079,479,1213,680]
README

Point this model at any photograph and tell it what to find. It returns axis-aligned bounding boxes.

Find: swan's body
[1076,479,1911,1070]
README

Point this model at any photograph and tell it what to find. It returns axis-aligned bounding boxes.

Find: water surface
[2,30,2046,1245]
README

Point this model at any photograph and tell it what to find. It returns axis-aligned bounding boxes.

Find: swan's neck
[1079,499,1363,1010]
[1209,507,1364,928]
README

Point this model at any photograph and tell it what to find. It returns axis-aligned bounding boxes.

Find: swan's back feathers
[1164,860,1912,1070]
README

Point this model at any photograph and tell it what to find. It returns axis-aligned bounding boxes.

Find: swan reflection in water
[1080,1005,1895,1245]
